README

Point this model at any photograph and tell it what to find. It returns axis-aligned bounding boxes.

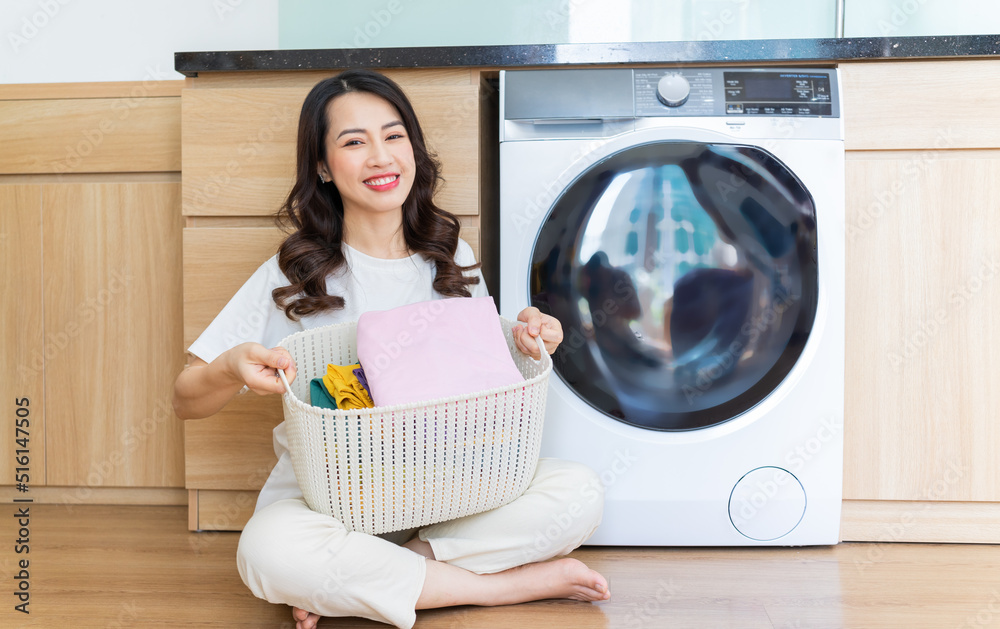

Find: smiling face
[319,90,416,221]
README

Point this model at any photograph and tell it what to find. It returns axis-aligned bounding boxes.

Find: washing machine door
[531,141,818,431]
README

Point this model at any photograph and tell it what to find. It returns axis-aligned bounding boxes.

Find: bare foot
[417,557,610,609]
[292,606,321,629]
[491,557,610,604]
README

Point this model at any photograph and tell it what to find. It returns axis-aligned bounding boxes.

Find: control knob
[657,74,690,107]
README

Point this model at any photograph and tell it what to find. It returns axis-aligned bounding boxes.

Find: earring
[318,173,327,184]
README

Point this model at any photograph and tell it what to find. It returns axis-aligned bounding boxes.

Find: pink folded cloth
[356,297,524,407]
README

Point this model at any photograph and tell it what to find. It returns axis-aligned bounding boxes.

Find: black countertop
[175,35,1000,76]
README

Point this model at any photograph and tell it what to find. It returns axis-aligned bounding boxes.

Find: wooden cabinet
[0,83,185,499]
[839,60,1000,541]
[1,186,45,486]
[42,183,184,487]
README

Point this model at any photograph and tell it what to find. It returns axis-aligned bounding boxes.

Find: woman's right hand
[228,342,297,395]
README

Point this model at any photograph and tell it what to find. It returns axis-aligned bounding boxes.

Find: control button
[797,106,812,115]
[763,106,776,114]
[657,74,691,108]
[780,107,795,115]
[726,103,744,114]
[744,106,761,114]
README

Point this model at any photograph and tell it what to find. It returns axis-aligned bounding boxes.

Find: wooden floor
[3,505,999,628]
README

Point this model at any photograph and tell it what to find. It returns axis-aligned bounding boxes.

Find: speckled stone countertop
[175,35,1000,76]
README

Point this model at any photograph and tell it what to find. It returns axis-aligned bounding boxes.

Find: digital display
[744,78,793,100]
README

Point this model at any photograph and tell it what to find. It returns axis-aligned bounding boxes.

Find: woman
[173,69,609,629]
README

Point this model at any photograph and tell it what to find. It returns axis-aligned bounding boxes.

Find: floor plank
[2,505,999,628]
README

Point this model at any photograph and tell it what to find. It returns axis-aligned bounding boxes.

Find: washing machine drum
[531,141,818,431]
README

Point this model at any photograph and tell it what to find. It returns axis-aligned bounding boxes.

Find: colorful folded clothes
[309,378,339,410]
[353,365,371,398]
[308,363,375,410]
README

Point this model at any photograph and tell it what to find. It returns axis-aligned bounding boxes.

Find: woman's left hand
[513,307,563,359]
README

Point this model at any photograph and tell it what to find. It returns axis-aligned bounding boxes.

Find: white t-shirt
[187,239,488,512]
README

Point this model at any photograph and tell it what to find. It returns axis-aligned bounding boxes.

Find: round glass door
[531,141,818,431]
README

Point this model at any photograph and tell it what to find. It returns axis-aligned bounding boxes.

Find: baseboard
[841,499,1000,543]
[190,489,257,532]
[180,494,1000,541]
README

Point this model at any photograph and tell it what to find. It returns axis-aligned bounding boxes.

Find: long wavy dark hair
[272,69,480,320]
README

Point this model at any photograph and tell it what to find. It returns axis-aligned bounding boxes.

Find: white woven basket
[275,316,551,535]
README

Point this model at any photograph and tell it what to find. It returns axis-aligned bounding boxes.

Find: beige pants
[237,458,604,629]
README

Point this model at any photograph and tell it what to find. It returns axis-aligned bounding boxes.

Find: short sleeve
[186,256,301,364]
[456,238,489,299]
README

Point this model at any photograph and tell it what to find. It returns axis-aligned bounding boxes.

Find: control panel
[632,67,839,118]
[723,71,832,116]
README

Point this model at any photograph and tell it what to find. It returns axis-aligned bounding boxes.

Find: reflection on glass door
[531,141,818,430]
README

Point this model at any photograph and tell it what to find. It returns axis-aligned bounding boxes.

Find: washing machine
[499,67,844,546]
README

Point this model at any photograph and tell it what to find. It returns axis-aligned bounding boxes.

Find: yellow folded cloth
[322,363,375,410]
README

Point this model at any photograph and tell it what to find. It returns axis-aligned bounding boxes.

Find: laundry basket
[275,317,552,535]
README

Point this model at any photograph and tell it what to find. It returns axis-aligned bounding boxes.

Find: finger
[538,332,558,355]
[273,347,297,383]
[514,326,541,359]
[247,344,291,371]
[517,307,543,336]
[247,363,289,396]
[517,307,542,336]
[512,325,527,354]
[511,325,526,355]
[267,346,293,370]
[539,313,564,340]
[538,318,564,354]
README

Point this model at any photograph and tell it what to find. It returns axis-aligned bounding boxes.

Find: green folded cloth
[309,377,339,410]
